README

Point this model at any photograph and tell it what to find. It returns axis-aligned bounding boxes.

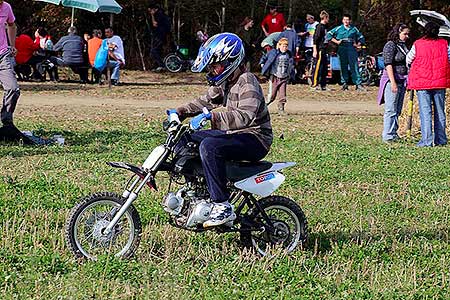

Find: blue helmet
[191,33,245,86]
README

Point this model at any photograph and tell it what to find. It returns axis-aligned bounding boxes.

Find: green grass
[0,114,449,299]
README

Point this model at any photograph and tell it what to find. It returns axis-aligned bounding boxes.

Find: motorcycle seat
[225,161,273,182]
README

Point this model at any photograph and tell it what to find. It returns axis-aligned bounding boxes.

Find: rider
[169,33,273,227]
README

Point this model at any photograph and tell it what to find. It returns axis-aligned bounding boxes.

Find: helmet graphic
[191,33,245,86]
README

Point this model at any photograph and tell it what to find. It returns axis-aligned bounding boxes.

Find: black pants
[26,56,46,79]
[150,37,164,68]
[178,130,268,203]
[312,49,328,88]
[48,57,88,82]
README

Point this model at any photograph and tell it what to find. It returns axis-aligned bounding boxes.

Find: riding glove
[190,110,212,130]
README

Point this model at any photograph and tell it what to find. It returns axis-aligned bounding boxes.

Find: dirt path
[17,71,383,116]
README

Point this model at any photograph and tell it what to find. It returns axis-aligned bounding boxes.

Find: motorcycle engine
[163,184,212,229]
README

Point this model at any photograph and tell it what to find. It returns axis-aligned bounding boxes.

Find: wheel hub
[270,221,290,244]
[92,219,114,244]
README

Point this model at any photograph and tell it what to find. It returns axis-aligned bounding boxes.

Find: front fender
[107,162,157,190]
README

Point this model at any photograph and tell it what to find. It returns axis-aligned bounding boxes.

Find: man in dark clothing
[47,26,87,82]
[312,11,329,90]
[236,16,256,69]
[148,3,171,71]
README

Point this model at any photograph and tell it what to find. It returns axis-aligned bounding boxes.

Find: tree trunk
[250,0,256,18]
[221,0,226,32]
[177,4,181,45]
[351,0,360,22]
[288,0,294,24]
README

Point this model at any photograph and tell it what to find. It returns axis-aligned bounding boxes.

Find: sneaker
[355,84,366,91]
[203,201,236,228]
[111,79,119,86]
[342,83,349,91]
[277,105,287,116]
[151,67,164,72]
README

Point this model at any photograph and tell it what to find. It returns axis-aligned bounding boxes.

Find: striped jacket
[176,72,273,150]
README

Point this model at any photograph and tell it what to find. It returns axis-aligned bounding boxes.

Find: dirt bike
[65,110,308,259]
[358,46,382,86]
[163,46,193,73]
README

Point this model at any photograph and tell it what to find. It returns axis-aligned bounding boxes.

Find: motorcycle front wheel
[65,192,142,260]
[164,53,183,73]
[240,196,308,256]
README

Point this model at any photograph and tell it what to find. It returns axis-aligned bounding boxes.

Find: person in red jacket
[15,30,43,79]
[261,4,286,37]
[407,22,450,147]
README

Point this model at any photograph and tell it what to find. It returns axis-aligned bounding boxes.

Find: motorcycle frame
[104,122,275,235]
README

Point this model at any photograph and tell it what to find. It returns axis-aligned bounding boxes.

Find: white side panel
[233,162,295,197]
[234,171,285,197]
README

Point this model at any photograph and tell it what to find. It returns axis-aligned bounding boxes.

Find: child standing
[260,38,294,115]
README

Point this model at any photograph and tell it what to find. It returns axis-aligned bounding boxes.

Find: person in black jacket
[312,10,329,90]
[148,3,171,72]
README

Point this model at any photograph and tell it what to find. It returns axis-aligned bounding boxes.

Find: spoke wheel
[359,66,371,86]
[305,61,314,86]
[164,54,183,73]
[240,196,307,256]
[65,192,141,260]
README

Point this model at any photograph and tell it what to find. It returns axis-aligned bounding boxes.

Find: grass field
[0,79,449,299]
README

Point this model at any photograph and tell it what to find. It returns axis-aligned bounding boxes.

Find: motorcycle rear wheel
[240,196,308,256]
[65,192,142,260]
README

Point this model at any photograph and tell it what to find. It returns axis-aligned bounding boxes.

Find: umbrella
[410,10,450,38]
[36,0,122,26]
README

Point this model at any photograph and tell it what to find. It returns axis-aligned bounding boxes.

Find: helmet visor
[206,62,226,77]
[206,61,231,85]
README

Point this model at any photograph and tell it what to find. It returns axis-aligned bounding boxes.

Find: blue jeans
[107,60,121,80]
[417,89,447,147]
[382,81,406,141]
[180,130,268,203]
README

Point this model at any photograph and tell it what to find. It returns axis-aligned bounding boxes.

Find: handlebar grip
[168,112,180,124]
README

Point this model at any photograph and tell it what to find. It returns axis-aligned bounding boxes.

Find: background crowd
[3,0,450,148]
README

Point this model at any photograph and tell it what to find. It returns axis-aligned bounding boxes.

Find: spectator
[312,11,330,90]
[237,16,257,69]
[15,27,43,80]
[260,38,295,115]
[88,29,103,83]
[327,14,365,91]
[261,4,286,37]
[278,21,300,58]
[34,27,55,81]
[378,24,410,143]
[407,22,450,147]
[105,27,125,86]
[300,14,319,53]
[148,3,171,72]
[82,32,90,65]
[0,0,20,128]
[34,27,53,52]
[48,26,87,82]
[88,29,103,66]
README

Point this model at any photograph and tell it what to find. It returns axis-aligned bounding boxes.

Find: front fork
[103,172,153,235]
